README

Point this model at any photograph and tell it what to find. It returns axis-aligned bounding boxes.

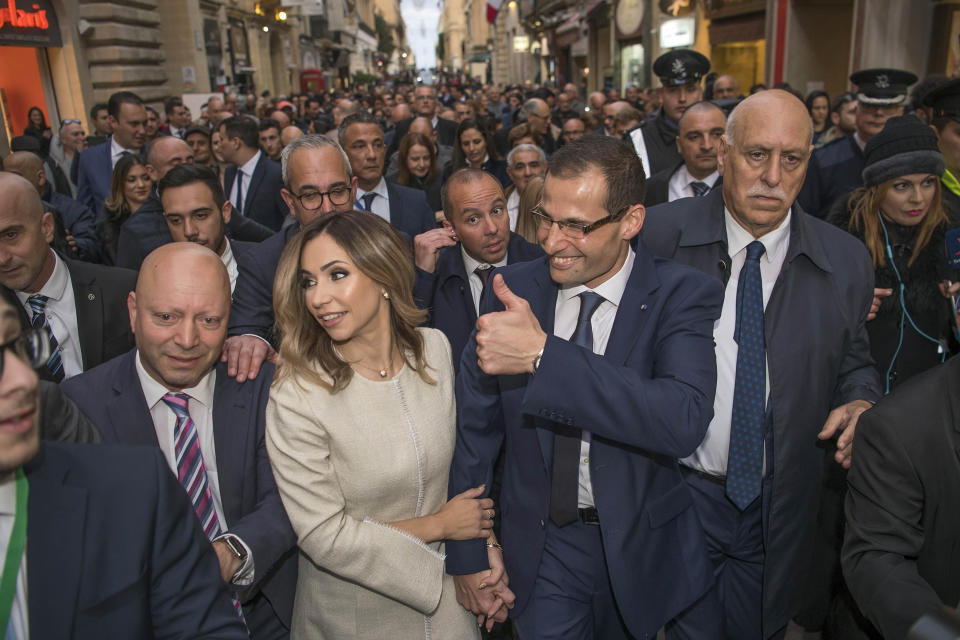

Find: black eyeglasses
[0,329,51,378]
[529,203,626,239]
[291,186,352,211]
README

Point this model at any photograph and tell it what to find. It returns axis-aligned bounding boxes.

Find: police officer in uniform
[627,49,710,179]
[798,68,917,217]
[924,78,960,218]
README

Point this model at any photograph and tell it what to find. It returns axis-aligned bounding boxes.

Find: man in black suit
[339,112,435,238]
[644,101,725,207]
[413,168,542,370]
[159,163,255,293]
[842,356,960,640]
[642,90,881,639]
[0,297,245,639]
[221,116,290,231]
[0,174,136,382]
[62,243,298,638]
[387,85,459,158]
[222,134,357,382]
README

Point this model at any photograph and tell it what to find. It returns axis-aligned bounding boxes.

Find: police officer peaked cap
[653,49,711,87]
[923,78,960,122]
[849,68,918,106]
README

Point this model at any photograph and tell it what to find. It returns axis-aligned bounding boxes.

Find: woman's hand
[868,288,893,321]
[434,485,494,541]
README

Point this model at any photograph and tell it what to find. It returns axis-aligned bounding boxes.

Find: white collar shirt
[110,136,138,169]
[462,246,508,315]
[667,164,720,202]
[681,207,792,476]
[230,150,262,214]
[220,240,238,294]
[553,248,635,508]
[15,251,82,378]
[356,176,391,223]
[506,189,520,231]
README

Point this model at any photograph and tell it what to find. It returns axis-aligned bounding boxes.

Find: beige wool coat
[266,328,481,639]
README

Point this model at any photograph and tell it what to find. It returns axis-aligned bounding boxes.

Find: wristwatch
[532,348,544,373]
[224,536,248,563]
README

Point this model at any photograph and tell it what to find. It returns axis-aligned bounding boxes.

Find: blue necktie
[549,291,605,526]
[234,170,244,216]
[27,295,63,382]
[726,241,767,510]
[690,181,710,197]
[360,192,376,211]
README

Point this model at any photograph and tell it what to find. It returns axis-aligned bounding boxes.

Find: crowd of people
[2,46,960,640]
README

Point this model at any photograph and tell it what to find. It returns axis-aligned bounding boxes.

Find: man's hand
[454,568,514,631]
[211,540,243,583]
[818,399,873,468]
[868,288,893,321]
[413,227,457,273]
[65,232,78,254]
[221,335,278,382]
[475,275,547,375]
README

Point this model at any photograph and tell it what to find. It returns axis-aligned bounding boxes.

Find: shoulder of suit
[813,135,857,165]
[215,359,274,397]
[860,358,956,439]
[508,232,544,260]
[65,257,138,285]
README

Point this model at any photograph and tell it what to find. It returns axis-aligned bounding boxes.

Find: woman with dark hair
[23,106,52,152]
[829,115,959,392]
[805,90,830,145]
[444,117,509,187]
[395,132,443,218]
[98,153,151,265]
[266,211,505,639]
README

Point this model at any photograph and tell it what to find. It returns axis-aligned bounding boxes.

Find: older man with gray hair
[504,143,546,230]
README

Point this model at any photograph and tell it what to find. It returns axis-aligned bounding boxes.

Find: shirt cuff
[215,533,255,586]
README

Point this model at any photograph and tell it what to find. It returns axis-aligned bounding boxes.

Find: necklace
[334,344,397,379]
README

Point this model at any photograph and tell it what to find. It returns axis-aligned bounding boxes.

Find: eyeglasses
[291,186,352,211]
[530,203,625,239]
[0,329,51,378]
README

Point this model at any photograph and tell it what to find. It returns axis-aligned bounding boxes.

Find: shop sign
[659,16,695,48]
[0,0,61,47]
[513,35,529,52]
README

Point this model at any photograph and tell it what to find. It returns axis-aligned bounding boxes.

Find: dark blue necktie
[360,192,376,211]
[690,181,710,197]
[549,291,605,526]
[27,295,63,382]
[726,241,767,510]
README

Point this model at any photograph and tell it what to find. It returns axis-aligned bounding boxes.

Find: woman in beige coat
[266,211,508,639]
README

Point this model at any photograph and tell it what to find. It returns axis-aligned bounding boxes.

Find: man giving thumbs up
[446,135,725,639]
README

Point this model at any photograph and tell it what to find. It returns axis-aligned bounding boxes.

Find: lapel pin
[640,304,647,311]
[87,293,95,301]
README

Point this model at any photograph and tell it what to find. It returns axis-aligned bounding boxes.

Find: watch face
[225,537,246,559]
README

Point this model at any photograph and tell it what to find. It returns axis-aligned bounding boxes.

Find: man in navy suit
[76,91,147,214]
[0,297,245,638]
[447,136,723,638]
[159,163,257,293]
[413,168,542,370]
[221,116,290,231]
[642,90,881,638]
[339,112,435,238]
[62,243,297,638]
[0,174,136,382]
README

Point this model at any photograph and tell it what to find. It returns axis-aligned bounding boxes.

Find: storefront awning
[0,0,62,47]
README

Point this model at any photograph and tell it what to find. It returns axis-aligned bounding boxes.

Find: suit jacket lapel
[104,351,160,446]
[67,260,103,370]
[212,365,248,525]
[244,155,267,214]
[606,244,660,365]
[26,444,87,639]
[525,259,560,467]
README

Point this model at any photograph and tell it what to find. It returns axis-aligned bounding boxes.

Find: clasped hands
[475,274,547,375]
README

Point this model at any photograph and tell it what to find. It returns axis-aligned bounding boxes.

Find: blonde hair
[845,177,946,269]
[272,210,432,392]
[516,175,544,244]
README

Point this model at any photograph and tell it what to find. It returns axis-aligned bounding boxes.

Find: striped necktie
[161,393,246,625]
[690,181,710,197]
[26,295,63,381]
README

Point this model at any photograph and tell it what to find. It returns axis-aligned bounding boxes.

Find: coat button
[87,293,95,301]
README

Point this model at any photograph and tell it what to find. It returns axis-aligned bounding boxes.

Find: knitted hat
[861,115,944,187]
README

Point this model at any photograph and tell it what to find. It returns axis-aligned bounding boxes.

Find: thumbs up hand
[475,274,547,375]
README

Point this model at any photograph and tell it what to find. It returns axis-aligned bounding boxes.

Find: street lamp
[508,1,516,8]
[278,10,288,21]
[263,25,269,32]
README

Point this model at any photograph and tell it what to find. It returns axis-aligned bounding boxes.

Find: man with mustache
[644,101,726,207]
[643,90,881,638]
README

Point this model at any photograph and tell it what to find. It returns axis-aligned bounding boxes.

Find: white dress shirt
[356,176,391,224]
[16,251,83,379]
[0,474,28,639]
[681,208,792,476]
[168,126,185,139]
[552,248,635,508]
[667,164,720,202]
[461,246,508,315]
[506,189,520,231]
[220,240,238,294]
[109,136,140,169]
[230,150,261,215]
[134,353,255,585]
